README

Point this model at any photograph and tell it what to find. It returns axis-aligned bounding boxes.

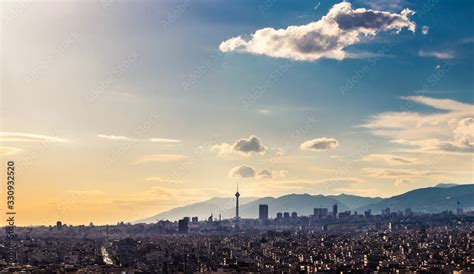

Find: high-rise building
[191,216,198,224]
[276,212,283,219]
[332,204,338,218]
[291,212,297,218]
[259,204,269,220]
[313,208,328,219]
[283,212,290,219]
[56,221,62,230]
[178,218,189,233]
[235,184,240,222]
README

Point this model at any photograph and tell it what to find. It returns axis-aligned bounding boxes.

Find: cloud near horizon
[219,2,415,61]
[301,137,340,151]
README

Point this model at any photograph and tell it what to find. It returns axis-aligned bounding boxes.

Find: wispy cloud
[219,2,415,61]
[0,147,23,156]
[135,154,188,164]
[418,49,455,59]
[98,134,181,143]
[0,132,69,143]
[360,96,474,153]
[98,134,137,141]
[149,138,181,143]
[362,153,417,165]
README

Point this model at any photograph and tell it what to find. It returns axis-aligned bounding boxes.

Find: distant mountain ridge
[135,184,474,224]
[355,184,474,213]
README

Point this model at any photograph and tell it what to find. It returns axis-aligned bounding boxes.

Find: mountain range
[135,183,473,223]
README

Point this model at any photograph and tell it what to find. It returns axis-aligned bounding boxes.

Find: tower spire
[235,182,240,222]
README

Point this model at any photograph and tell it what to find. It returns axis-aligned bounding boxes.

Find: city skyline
[1,0,473,226]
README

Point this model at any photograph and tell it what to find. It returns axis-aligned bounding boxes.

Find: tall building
[313,208,328,219]
[332,204,338,218]
[178,218,188,233]
[235,183,240,221]
[276,212,283,219]
[259,204,269,220]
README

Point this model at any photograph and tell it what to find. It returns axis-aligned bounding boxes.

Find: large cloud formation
[219,2,415,61]
[301,137,340,151]
[212,135,266,156]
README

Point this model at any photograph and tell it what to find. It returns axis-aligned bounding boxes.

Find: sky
[1,0,473,225]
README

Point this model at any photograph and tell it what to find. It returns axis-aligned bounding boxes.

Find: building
[178,218,189,233]
[276,212,283,219]
[283,212,290,219]
[291,212,297,218]
[56,221,62,230]
[313,208,328,219]
[191,217,198,224]
[332,204,338,218]
[259,204,269,220]
[382,207,391,216]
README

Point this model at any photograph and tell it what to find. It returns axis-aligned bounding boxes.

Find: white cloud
[0,147,23,156]
[0,132,69,143]
[135,154,187,164]
[228,165,256,178]
[421,25,429,35]
[360,96,474,153]
[362,153,417,165]
[418,50,455,59]
[149,138,181,143]
[98,134,181,143]
[453,117,474,147]
[219,2,415,61]
[212,135,266,156]
[98,134,137,141]
[301,137,339,151]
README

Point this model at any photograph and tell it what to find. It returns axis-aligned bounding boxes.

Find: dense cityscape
[1,192,473,272]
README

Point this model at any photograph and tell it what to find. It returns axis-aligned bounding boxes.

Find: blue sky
[1,0,473,224]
